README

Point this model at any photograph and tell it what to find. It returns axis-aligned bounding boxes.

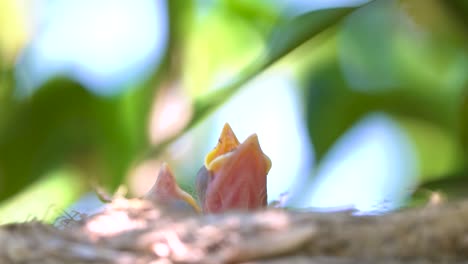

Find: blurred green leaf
[0,0,29,64]
[0,79,95,201]
[441,0,468,36]
[0,68,14,117]
[265,7,355,64]
[397,117,464,181]
[222,0,281,32]
[340,0,467,92]
[0,78,153,202]
[0,0,196,204]
[338,0,404,89]
[304,59,367,163]
[400,0,467,43]
[183,8,264,97]
[0,167,84,224]
[461,87,468,160]
[146,5,361,159]
[302,0,467,179]
[304,57,464,174]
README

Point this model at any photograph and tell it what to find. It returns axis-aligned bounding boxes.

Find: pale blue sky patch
[297,113,418,212]
[15,0,168,96]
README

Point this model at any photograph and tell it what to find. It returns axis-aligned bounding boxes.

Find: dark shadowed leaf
[0,77,153,202]
[461,87,468,160]
[411,169,468,203]
[303,55,464,180]
[441,0,468,35]
[302,0,467,182]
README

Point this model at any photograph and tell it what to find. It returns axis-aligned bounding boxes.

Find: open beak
[196,123,271,213]
[145,163,201,213]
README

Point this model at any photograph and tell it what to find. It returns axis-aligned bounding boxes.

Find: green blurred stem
[143,6,362,160]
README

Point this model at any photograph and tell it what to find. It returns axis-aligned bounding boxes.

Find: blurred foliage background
[0,0,467,223]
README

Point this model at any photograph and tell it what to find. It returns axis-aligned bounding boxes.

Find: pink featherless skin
[145,163,201,213]
[196,124,271,214]
[143,124,271,214]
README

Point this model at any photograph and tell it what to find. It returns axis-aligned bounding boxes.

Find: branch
[1,198,468,263]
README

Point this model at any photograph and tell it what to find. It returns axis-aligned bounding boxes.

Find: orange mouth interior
[204,123,240,169]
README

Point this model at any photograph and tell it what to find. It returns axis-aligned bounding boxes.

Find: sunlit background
[0,0,467,223]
